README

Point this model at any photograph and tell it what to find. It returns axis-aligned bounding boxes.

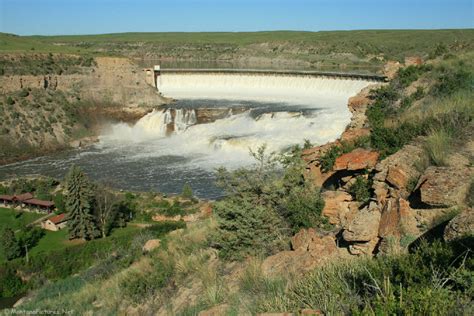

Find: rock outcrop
[444,208,474,242]
[342,203,381,243]
[261,229,342,276]
[415,166,472,207]
[334,148,379,171]
[321,191,353,225]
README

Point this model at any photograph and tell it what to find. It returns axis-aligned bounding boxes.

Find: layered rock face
[0,56,166,108]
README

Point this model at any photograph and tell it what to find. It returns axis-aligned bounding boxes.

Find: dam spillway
[0,72,375,198]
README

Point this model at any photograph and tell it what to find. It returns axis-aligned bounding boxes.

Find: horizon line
[2,27,473,37]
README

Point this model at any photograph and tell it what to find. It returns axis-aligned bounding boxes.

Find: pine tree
[1,228,21,261]
[65,166,99,240]
[181,183,193,199]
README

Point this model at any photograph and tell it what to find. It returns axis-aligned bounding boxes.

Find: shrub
[348,176,372,204]
[432,68,471,96]
[211,198,287,260]
[6,96,15,105]
[260,238,473,315]
[279,185,326,232]
[319,145,342,172]
[143,221,186,237]
[0,266,26,297]
[396,65,431,88]
[120,259,174,304]
[181,183,194,199]
[468,180,474,208]
[18,89,29,98]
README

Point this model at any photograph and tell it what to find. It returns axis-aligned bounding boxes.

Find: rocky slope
[0,54,168,164]
[260,58,473,275]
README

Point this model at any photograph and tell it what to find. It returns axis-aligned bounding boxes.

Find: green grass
[28,229,70,257]
[28,223,141,258]
[0,208,44,231]
[0,207,44,261]
[1,29,473,63]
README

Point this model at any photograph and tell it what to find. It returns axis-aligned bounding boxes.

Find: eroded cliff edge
[0,54,168,164]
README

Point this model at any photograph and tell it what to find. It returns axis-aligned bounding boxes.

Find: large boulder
[263,230,339,276]
[415,166,472,207]
[378,198,418,238]
[321,191,354,225]
[334,148,379,171]
[444,208,474,242]
[373,143,424,198]
[343,203,381,242]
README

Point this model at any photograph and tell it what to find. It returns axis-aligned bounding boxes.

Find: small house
[41,213,68,231]
[0,192,55,212]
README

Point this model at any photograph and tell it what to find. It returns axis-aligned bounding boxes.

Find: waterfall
[158,73,372,104]
[102,73,373,170]
[174,108,197,133]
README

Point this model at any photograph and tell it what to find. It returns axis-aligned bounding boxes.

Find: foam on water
[101,73,372,170]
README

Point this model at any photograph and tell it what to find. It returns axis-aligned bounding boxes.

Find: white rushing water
[101,73,372,170]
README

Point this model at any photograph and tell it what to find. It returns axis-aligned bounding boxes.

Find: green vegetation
[65,166,99,240]
[0,208,44,232]
[0,53,96,76]
[364,53,473,160]
[250,239,473,315]
[212,146,326,260]
[0,221,184,299]
[319,145,343,172]
[1,229,21,261]
[424,129,453,166]
[1,30,473,72]
[348,175,372,204]
[181,183,194,199]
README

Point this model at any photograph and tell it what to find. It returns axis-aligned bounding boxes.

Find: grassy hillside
[1,30,473,71]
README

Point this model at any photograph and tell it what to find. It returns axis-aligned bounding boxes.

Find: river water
[0,73,372,199]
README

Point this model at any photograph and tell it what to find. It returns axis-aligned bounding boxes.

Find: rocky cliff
[0,54,168,164]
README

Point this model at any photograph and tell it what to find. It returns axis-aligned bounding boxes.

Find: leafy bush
[18,89,29,98]
[0,266,26,297]
[396,65,431,88]
[260,238,473,315]
[468,180,474,208]
[143,221,186,237]
[348,175,372,204]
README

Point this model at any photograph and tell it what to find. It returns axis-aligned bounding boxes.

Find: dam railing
[159,68,388,82]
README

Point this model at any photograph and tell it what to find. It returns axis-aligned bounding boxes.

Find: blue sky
[0,0,472,35]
